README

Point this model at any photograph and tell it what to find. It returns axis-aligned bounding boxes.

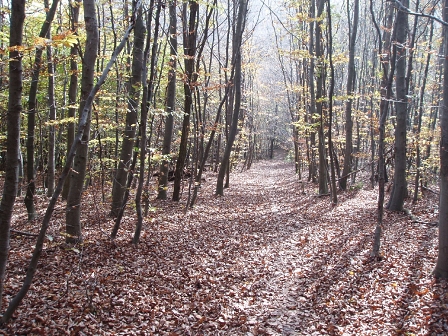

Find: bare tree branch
[388,0,448,26]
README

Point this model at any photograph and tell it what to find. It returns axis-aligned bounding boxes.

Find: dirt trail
[2,158,447,335]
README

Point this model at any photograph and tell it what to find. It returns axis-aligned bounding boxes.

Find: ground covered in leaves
[1,156,448,335]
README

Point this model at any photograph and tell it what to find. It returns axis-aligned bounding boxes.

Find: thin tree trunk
[173,1,199,202]
[24,0,60,219]
[62,0,81,200]
[110,0,144,216]
[190,85,231,206]
[65,0,99,243]
[132,2,148,245]
[216,0,247,196]
[157,0,177,200]
[46,8,56,196]
[315,0,327,195]
[413,20,433,203]
[111,2,157,239]
[387,0,409,211]
[0,0,25,311]
[308,0,317,183]
[326,0,337,204]
[340,0,359,191]
[371,0,395,258]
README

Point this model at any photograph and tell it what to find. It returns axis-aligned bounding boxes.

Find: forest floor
[1,152,448,335]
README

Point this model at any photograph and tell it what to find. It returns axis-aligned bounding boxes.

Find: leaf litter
[1,158,447,335]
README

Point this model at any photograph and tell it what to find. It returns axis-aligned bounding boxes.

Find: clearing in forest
[2,157,448,335]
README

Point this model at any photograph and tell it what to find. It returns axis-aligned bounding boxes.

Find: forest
[0,0,448,334]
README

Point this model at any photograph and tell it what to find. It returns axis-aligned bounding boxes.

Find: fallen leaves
[1,159,447,335]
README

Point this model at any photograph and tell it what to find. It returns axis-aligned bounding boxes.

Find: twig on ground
[10,230,39,237]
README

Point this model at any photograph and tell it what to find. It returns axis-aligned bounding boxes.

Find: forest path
[3,156,446,335]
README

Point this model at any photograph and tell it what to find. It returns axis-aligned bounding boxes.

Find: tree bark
[315,0,328,195]
[46,5,56,196]
[111,2,162,240]
[62,0,81,200]
[65,0,99,243]
[371,0,395,258]
[413,20,433,203]
[24,0,60,219]
[157,0,177,200]
[132,1,148,245]
[0,0,25,310]
[434,0,448,279]
[340,0,359,191]
[326,0,337,204]
[172,1,199,202]
[308,0,317,183]
[216,0,247,196]
[110,0,144,216]
[387,0,409,211]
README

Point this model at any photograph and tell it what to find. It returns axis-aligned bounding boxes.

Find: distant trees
[269,0,447,258]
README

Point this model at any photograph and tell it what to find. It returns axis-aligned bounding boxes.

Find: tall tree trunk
[65,0,99,243]
[387,0,409,211]
[308,0,317,183]
[172,1,199,202]
[157,0,177,200]
[216,0,247,196]
[62,0,81,200]
[0,0,25,310]
[413,20,433,203]
[132,2,148,245]
[143,0,161,216]
[371,0,395,258]
[315,0,328,195]
[110,0,144,216]
[434,0,448,279]
[24,0,60,219]
[326,0,337,204]
[340,0,359,191]
[46,5,56,196]
[111,1,162,240]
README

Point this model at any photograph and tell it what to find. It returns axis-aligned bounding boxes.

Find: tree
[216,0,248,196]
[387,0,409,211]
[326,0,337,204]
[65,0,99,243]
[0,0,25,310]
[130,2,147,244]
[0,2,144,322]
[110,0,144,216]
[157,0,177,200]
[370,0,395,258]
[434,0,448,279]
[46,0,57,196]
[339,0,359,191]
[172,1,199,202]
[315,0,328,196]
[111,1,153,239]
[24,0,60,220]
[62,0,81,200]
